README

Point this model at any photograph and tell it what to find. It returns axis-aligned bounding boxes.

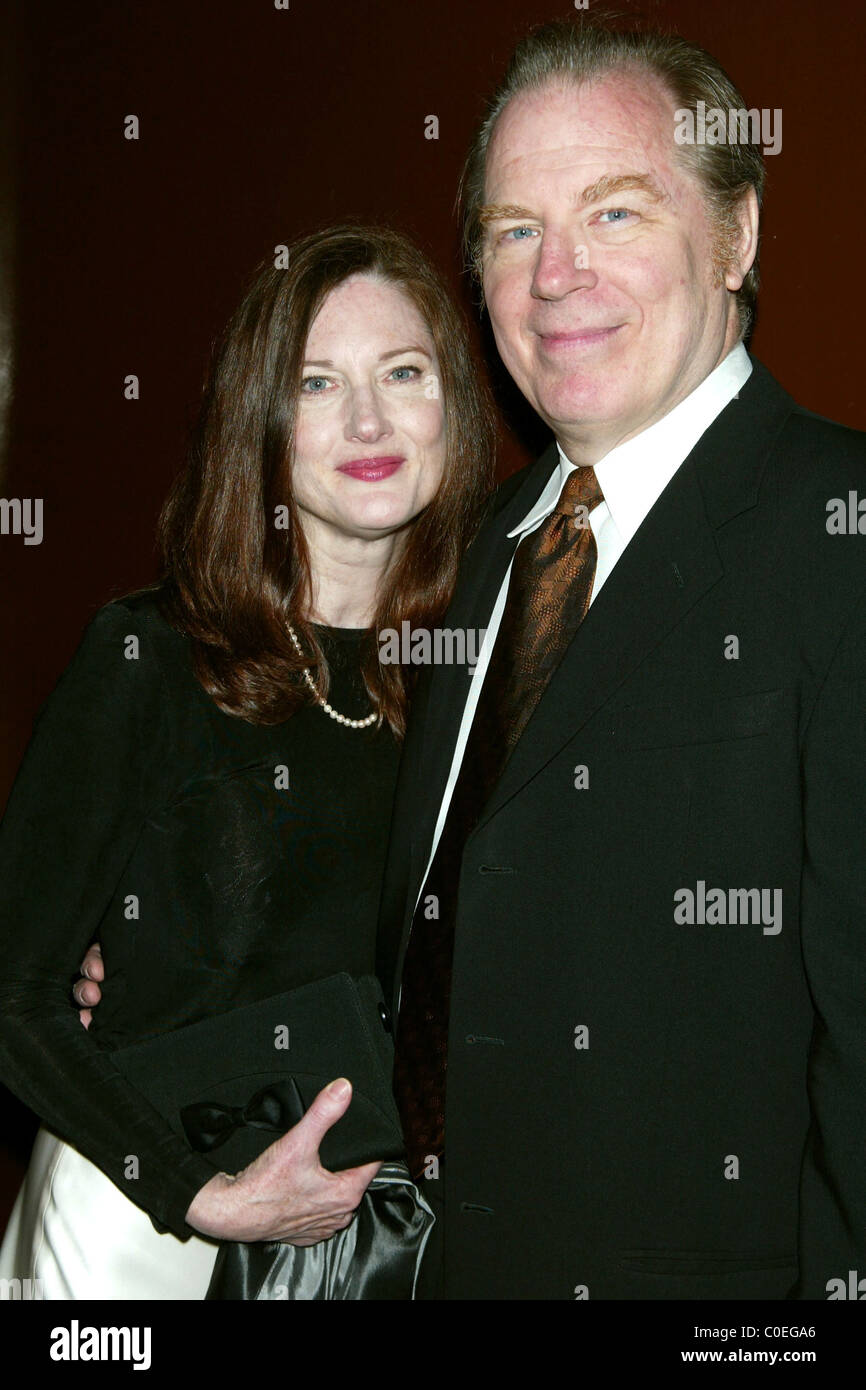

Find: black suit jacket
[378,357,866,1299]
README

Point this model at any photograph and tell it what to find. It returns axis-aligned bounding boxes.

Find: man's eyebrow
[478,175,667,231]
[478,203,536,228]
[580,173,668,206]
[303,345,431,368]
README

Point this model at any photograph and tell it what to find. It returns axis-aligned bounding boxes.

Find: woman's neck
[302,521,403,629]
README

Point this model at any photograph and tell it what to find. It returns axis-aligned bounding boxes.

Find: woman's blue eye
[302,376,329,392]
[389,365,420,381]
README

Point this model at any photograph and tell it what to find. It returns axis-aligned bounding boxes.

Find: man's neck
[556,332,745,467]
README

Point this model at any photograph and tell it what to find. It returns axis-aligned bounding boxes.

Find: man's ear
[724,186,760,292]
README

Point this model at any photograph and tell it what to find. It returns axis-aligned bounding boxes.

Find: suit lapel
[406,443,561,862]
[471,356,797,834]
[399,356,796,906]
[471,455,722,832]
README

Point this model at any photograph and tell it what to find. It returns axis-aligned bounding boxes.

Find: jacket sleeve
[795,598,866,1297]
[0,601,216,1240]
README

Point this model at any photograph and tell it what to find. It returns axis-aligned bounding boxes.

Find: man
[378,19,866,1299]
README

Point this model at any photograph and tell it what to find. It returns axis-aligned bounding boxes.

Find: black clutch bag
[109,972,405,1175]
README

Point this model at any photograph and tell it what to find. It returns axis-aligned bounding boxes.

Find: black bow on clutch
[180,1078,306,1153]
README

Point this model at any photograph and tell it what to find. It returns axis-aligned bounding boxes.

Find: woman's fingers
[185,1085,382,1242]
[285,1078,354,1163]
[277,1211,357,1245]
[186,1135,375,1242]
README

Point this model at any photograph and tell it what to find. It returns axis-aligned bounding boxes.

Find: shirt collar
[508,343,752,542]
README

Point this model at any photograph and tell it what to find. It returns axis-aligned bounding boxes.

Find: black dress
[0,588,402,1241]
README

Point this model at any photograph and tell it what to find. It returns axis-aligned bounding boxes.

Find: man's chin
[536,381,624,436]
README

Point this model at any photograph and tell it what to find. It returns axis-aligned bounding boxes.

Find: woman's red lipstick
[336,456,405,482]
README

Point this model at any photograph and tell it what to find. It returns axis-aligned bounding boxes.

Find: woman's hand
[73,942,104,1029]
[74,950,379,1243]
[185,1077,382,1245]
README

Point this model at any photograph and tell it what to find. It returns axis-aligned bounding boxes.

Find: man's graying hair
[459,18,765,338]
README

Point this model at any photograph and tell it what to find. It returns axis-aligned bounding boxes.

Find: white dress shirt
[412,344,753,921]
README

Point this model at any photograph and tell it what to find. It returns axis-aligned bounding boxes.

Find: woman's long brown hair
[155,225,496,738]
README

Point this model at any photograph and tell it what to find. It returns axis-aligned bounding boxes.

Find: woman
[0,224,495,1299]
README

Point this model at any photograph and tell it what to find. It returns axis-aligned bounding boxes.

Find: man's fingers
[74,941,104,1016]
[81,944,104,981]
[73,979,101,1007]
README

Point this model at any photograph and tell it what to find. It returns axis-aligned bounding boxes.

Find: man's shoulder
[746,355,866,469]
[746,378,866,608]
[716,358,866,535]
[769,400,866,513]
[779,402,866,464]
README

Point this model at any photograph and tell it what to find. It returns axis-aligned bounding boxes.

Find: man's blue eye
[505,226,536,241]
[599,209,631,224]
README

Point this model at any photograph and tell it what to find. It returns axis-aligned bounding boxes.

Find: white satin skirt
[0,1127,218,1299]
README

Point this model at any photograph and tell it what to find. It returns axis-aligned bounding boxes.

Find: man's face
[480,72,753,461]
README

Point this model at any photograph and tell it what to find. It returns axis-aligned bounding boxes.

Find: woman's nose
[345,390,391,441]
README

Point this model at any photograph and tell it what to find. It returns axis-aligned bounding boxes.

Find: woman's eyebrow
[379,345,432,361]
[302,346,431,369]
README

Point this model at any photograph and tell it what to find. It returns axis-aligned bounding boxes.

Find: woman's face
[291,273,447,544]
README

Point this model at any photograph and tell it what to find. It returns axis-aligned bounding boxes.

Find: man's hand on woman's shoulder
[73,942,103,1028]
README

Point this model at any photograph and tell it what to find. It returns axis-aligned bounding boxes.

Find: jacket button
[378,1003,392,1034]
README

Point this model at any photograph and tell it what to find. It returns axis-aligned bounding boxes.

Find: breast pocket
[611,688,784,751]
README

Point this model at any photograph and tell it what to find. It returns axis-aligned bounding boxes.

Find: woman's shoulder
[86,584,191,666]
[97,582,182,633]
[51,584,196,718]
[20,586,200,786]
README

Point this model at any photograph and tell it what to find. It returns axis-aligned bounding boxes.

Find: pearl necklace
[287,623,378,730]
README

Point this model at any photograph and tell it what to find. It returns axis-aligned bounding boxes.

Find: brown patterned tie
[393,466,605,1177]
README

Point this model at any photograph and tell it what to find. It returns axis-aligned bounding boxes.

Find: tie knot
[555,465,604,517]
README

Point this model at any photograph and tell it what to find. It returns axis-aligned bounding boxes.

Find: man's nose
[531,231,599,300]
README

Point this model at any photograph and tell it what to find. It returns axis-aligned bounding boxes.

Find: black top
[0,590,401,1239]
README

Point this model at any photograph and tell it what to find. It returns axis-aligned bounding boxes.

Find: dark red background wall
[1,0,864,1223]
